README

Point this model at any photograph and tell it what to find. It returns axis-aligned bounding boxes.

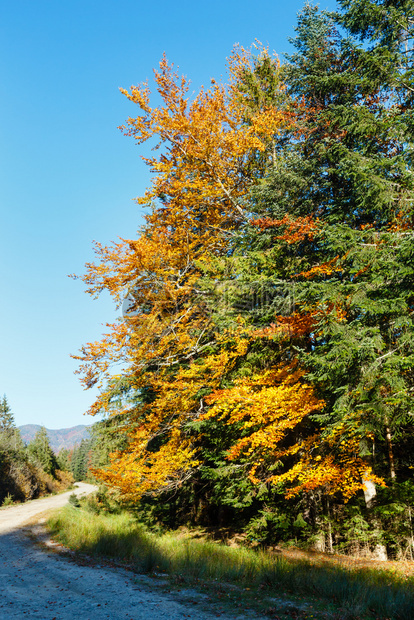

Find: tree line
[74,0,414,559]
[0,393,130,505]
[0,396,73,504]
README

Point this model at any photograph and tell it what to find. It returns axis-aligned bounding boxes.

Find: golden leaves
[75,47,376,505]
[203,363,325,485]
[119,48,287,239]
[270,423,385,501]
[201,358,383,500]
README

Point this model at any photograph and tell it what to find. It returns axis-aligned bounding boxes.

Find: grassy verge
[47,504,414,619]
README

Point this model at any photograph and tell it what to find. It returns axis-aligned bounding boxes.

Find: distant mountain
[18,424,91,454]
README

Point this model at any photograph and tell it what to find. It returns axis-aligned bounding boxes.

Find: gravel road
[0,484,253,619]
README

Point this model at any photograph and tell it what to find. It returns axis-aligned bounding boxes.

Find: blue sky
[0,0,337,429]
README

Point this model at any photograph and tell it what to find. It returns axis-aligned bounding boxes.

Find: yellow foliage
[270,425,385,501]
[75,48,377,504]
[74,47,291,501]
[90,328,251,499]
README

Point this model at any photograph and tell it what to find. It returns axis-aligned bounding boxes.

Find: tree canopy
[76,1,414,556]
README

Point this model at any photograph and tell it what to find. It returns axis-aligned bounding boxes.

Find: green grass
[47,505,414,619]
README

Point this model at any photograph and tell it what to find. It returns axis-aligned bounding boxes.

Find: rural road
[0,484,249,619]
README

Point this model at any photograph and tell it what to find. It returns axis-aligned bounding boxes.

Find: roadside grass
[47,505,414,619]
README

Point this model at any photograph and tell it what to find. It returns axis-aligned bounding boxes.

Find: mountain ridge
[18,424,91,454]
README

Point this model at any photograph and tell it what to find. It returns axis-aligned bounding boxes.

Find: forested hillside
[19,424,90,453]
[0,397,73,504]
[75,0,414,559]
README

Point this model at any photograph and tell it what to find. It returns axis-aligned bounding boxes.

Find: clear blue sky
[0,0,337,429]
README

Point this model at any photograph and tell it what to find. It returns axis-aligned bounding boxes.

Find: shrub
[2,493,14,506]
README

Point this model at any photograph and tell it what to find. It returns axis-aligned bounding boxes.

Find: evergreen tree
[71,439,92,481]
[56,448,71,472]
[27,426,58,476]
[230,3,414,501]
[70,2,414,553]
[0,395,15,432]
[0,395,24,454]
[89,414,129,469]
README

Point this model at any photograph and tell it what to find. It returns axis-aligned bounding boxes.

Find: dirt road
[0,484,251,619]
[0,483,96,534]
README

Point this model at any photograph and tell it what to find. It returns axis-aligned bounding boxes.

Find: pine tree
[89,414,129,469]
[0,395,15,432]
[0,395,24,454]
[71,439,92,481]
[27,427,58,476]
[56,448,71,472]
[230,3,414,501]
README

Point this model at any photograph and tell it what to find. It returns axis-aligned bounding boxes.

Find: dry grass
[47,503,414,619]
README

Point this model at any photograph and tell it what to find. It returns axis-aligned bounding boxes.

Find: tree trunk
[385,421,396,482]
[409,506,414,561]
[362,472,377,508]
[326,497,333,554]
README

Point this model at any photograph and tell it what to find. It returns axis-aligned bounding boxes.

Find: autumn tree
[78,4,414,554]
[75,46,289,501]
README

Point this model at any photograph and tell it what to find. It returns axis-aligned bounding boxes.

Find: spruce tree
[226,2,414,500]
[0,395,15,432]
[71,439,92,481]
[0,395,24,454]
[28,426,58,476]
